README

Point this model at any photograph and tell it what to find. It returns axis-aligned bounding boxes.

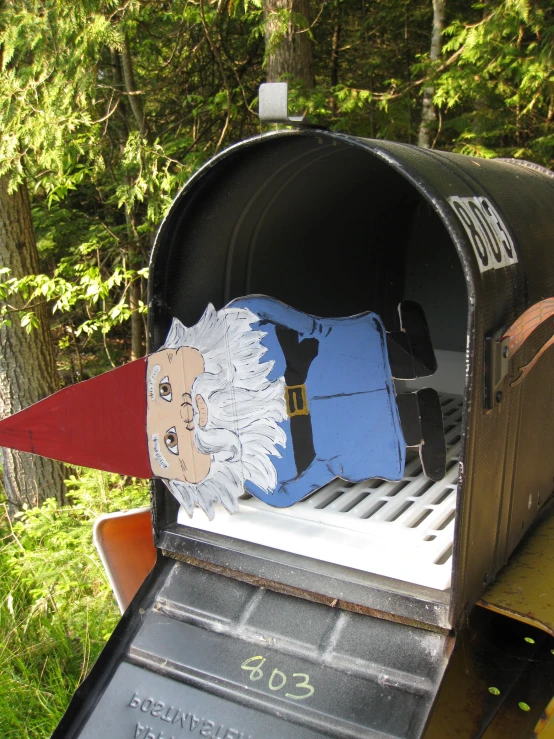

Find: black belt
[275,326,319,476]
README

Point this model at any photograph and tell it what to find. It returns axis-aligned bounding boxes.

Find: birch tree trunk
[0,177,66,511]
[118,37,146,360]
[263,0,315,88]
[330,1,341,115]
[418,0,446,148]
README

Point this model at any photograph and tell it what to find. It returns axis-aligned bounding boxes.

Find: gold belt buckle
[285,384,309,417]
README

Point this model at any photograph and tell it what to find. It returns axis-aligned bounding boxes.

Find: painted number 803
[240,656,315,701]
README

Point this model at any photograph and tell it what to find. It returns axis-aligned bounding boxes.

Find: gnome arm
[262,457,338,507]
[229,296,316,338]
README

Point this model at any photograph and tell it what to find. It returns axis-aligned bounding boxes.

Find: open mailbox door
[52,130,554,738]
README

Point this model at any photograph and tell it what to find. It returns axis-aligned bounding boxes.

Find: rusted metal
[535,695,554,737]
[479,500,554,637]
[163,549,452,636]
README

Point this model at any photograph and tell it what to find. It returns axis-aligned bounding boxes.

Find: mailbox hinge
[485,328,510,410]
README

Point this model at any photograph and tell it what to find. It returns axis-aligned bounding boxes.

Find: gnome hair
[160,304,287,520]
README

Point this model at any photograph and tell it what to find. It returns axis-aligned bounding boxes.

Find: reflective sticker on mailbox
[448,196,518,273]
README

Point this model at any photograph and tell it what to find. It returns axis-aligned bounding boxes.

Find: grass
[0,470,149,737]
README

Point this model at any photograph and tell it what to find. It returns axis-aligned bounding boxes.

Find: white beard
[161,304,287,520]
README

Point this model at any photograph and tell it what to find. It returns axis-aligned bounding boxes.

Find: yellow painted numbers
[241,656,265,681]
[240,656,315,701]
[286,673,315,701]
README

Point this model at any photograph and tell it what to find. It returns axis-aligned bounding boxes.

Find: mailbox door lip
[157,523,452,631]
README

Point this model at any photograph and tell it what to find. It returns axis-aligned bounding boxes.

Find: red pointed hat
[0,358,152,479]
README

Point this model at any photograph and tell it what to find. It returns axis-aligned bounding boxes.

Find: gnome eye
[164,427,179,455]
[159,376,172,402]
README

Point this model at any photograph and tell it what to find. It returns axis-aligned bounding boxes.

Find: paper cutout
[0,296,446,519]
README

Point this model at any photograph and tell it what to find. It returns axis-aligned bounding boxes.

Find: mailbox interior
[149,132,469,629]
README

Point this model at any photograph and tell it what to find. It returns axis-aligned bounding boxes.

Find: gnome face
[0,301,288,518]
[146,347,211,484]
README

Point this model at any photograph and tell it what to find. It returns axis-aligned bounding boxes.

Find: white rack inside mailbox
[178,387,462,591]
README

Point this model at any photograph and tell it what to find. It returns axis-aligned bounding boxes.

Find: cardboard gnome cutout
[0,296,446,520]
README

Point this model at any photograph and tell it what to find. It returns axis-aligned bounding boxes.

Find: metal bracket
[485,328,510,410]
[259,83,307,126]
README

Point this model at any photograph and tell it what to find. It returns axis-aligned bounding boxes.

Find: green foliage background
[0,0,551,374]
[0,471,148,736]
[0,0,552,734]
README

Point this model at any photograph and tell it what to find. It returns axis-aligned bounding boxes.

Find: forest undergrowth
[0,471,149,736]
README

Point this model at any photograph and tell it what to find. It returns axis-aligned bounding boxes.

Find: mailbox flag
[0,358,152,479]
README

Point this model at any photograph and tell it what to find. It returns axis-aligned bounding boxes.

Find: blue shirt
[230,296,405,507]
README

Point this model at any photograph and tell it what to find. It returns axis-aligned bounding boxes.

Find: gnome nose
[181,394,194,426]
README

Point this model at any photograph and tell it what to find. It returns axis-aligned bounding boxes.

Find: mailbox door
[53,556,453,739]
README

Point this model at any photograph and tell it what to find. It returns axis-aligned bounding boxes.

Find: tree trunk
[418,0,445,148]
[330,3,341,88]
[120,33,149,138]
[0,177,66,511]
[263,0,315,88]
[112,44,145,361]
[129,276,143,361]
[125,207,145,362]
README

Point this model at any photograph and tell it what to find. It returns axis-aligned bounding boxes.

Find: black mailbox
[149,129,554,629]
[54,130,554,738]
